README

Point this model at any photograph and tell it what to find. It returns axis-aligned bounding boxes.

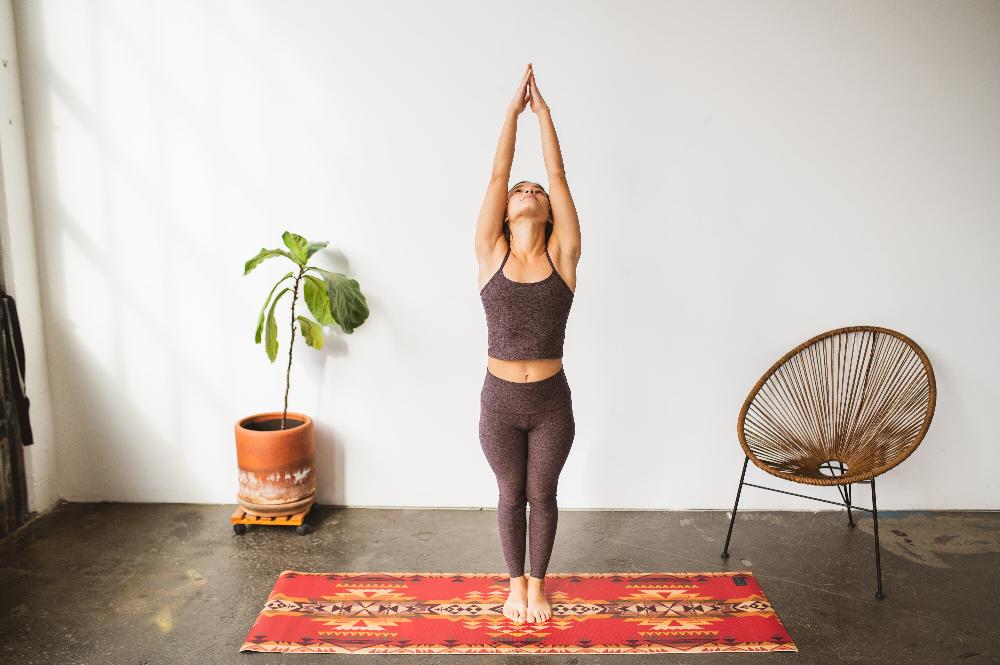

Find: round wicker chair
[721,325,937,599]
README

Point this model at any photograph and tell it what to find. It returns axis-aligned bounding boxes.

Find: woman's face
[506,182,550,223]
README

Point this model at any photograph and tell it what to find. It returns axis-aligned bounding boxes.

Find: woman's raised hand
[507,64,532,115]
[527,67,549,114]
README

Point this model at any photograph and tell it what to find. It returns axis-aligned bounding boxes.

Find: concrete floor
[0,503,996,664]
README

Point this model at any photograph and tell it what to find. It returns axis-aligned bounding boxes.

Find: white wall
[11,0,1000,509]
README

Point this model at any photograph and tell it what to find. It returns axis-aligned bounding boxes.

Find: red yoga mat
[241,570,797,654]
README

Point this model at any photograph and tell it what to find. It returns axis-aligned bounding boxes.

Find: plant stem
[282,267,304,429]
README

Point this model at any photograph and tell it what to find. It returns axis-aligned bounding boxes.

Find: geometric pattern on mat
[241,570,797,654]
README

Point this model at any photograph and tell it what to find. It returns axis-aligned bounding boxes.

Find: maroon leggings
[479,366,575,580]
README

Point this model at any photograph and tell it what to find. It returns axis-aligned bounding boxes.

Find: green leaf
[282,231,310,265]
[244,248,294,274]
[306,241,329,259]
[303,274,335,326]
[255,272,294,344]
[265,288,290,362]
[302,266,369,334]
[324,271,370,334]
[296,315,325,349]
[304,266,330,279]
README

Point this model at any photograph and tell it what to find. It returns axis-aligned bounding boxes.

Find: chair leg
[721,456,750,559]
[846,485,856,527]
[871,476,885,599]
[838,461,856,528]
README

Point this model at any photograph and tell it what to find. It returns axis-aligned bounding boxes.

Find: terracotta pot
[234,411,316,516]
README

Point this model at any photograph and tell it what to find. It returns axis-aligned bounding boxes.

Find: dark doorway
[0,147,32,538]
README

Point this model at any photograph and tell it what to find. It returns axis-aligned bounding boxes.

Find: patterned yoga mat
[241,570,797,654]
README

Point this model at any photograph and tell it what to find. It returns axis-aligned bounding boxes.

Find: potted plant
[234,231,369,516]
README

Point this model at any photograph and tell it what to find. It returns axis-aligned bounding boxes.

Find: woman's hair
[504,180,553,244]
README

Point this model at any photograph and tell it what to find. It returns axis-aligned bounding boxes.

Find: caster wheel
[233,523,247,535]
[296,524,312,536]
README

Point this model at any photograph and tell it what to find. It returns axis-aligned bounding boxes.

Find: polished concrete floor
[0,502,996,663]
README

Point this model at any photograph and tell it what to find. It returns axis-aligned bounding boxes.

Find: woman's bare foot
[526,575,552,622]
[503,573,528,623]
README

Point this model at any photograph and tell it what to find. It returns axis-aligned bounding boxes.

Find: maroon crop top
[480,244,574,360]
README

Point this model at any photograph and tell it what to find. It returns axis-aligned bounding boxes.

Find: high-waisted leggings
[479,366,575,580]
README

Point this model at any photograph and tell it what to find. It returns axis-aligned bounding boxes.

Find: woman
[475,63,582,624]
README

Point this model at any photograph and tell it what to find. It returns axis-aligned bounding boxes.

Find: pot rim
[236,411,313,431]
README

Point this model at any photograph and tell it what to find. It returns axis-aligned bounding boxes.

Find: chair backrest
[737,326,936,486]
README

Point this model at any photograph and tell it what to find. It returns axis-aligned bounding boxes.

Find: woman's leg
[479,404,530,578]
[525,402,575,579]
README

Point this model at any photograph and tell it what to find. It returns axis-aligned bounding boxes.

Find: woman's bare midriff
[487,356,563,383]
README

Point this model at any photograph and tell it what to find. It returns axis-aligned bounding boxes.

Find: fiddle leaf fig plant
[244,231,370,428]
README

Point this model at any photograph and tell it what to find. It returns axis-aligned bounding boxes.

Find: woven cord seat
[721,326,937,599]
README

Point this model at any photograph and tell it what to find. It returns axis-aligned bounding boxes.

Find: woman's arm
[529,70,581,262]
[475,66,531,259]
[473,111,516,256]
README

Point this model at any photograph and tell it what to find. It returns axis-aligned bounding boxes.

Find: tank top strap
[499,245,512,269]
[544,244,556,269]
